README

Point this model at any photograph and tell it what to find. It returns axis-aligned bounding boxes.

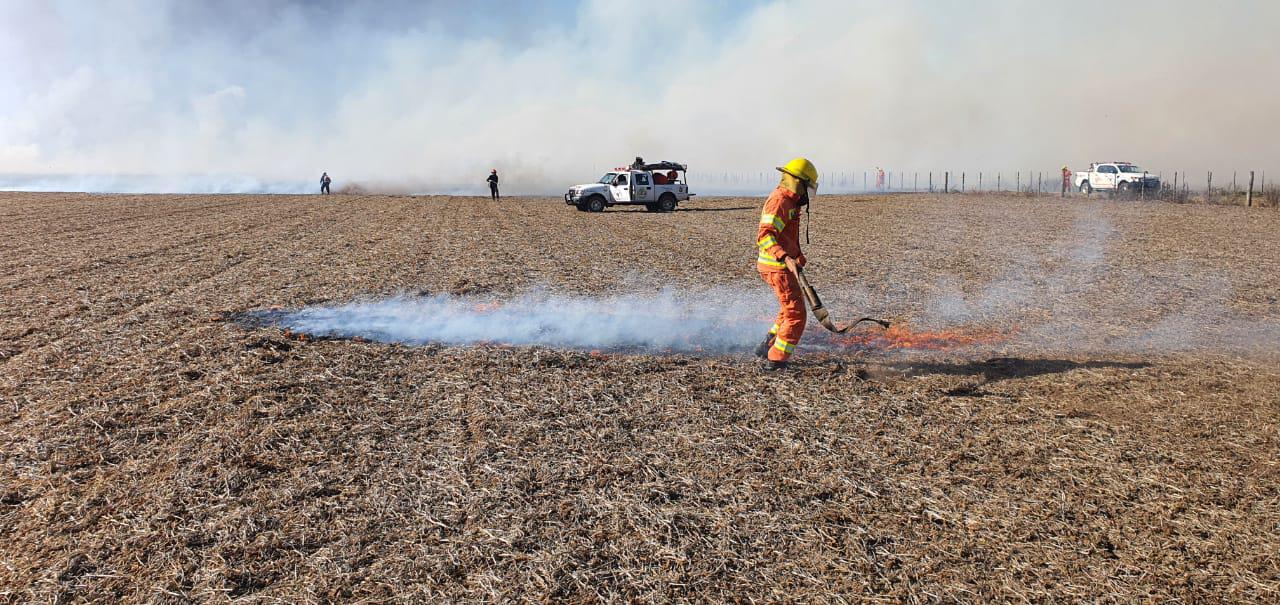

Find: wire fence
[685,169,1277,207]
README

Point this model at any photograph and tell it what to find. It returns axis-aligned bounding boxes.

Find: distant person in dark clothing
[320,172,331,194]
[487,169,499,200]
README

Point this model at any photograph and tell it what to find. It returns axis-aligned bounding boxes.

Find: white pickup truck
[564,160,693,212]
[1074,162,1160,195]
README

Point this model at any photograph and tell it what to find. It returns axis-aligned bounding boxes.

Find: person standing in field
[754,157,819,371]
[487,169,500,200]
[320,172,331,195]
[1061,165,1071,197]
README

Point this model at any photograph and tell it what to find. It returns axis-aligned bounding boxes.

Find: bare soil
[1,192,1277,602]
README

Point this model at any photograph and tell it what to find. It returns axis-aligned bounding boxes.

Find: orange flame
[832,323,1009,351]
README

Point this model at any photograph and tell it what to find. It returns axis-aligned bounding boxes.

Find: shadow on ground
[884,358,1150,382]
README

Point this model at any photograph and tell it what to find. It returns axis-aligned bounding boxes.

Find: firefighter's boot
[754,334,776,359]
[760,359,790,371]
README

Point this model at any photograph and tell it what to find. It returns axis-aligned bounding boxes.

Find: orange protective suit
[756,186,807,361]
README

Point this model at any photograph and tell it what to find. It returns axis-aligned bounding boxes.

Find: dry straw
[0,192,1276,602]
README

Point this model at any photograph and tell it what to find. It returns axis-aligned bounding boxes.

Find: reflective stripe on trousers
[760,269,805,361]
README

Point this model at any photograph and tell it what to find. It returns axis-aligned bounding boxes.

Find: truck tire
[657,193,677,212]
[575,201,588,211]
[1117,181,1132,196]
[1080,181,1092,195]
[586,195,606,213]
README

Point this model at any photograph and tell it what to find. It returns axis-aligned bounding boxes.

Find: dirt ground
[1,192,1277,603]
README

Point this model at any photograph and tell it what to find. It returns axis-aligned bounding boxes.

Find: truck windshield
[1117,165,1144,173]
[598,173,617,184]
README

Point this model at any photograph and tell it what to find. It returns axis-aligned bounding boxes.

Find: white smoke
[907,203,1280,355]
[0,173,304,194]
[2,0,1278,194]
[265,288,777,353]
[255,270,1279,356]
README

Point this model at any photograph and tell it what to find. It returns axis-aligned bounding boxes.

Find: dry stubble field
[1,192,1277,603]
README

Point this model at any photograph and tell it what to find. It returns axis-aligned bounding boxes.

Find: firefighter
[487,169,500,200]
[754,157,818,370]
[1061,165,1071,197]
[320,172,331,194]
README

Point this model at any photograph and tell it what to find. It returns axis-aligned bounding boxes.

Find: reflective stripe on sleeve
[760,213,785,230]
[769,324,779,335]
[757,235,778,250]
[773,337,796,354]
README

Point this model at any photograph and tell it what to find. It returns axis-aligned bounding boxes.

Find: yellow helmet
[777,157,819,185]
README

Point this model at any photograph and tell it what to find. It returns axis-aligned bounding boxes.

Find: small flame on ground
[830,323,1010,351]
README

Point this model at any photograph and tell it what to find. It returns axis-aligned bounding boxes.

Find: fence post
[997,173,1001,191]
[944,171,949,193]
[928,172,933,192]
[914,172,918,191]
[962,172,966,192]
[1233,171,1237,193]
[1173,171,1178,196]
[979,172,983,191]
[1247,171,1255,207]
[1038,172,1043,195]
[1207,171,1213,203]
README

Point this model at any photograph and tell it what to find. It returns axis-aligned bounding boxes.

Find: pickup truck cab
[565,160,692,212]
[1074,162,1160,195]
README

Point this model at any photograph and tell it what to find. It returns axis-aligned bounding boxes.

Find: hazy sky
[1,0,1277,192]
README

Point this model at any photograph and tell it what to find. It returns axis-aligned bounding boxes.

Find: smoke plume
[2,0,1278,194]
[260,288,776,353]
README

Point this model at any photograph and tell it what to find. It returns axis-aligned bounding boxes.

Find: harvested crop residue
[1,192,1277,602]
